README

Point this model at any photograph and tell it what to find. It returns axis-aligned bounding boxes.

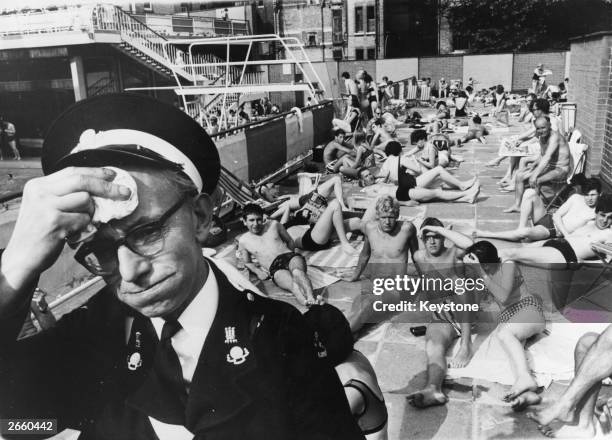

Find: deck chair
[406,84,419,107]
[542,130,589,211]
[217,166,289,217]
[419,85,431,106]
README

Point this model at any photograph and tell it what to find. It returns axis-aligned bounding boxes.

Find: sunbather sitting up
[503,116,572,213]
[455,115,489,146]
[324,128,353,167]
[239,203,322,306]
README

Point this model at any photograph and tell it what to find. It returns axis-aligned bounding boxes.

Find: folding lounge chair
[419,85,431,106]
[217,166,289,217]
[542,130,588,211]
[405,84,419,107]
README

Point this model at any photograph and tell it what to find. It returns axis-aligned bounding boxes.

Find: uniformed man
[0,94,364,439]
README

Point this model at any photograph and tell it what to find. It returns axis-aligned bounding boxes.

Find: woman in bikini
[463,241,546,411]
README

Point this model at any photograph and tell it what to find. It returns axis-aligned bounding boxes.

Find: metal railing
[0,6,93,36]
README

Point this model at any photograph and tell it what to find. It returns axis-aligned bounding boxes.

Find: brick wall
[568,34,612,180]
[512,51,568,91]
[280,4,333,62]
[418,55,463,84]
[601,45,612,184]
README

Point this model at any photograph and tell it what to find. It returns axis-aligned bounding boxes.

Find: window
[143,2,152,11]
[355,48,364,60]
[355,7,363,33]
[332,9,343,44]
[307,32,317,47]
[367,48,375,60]
[453,34,470,51]
[366,6,375,33]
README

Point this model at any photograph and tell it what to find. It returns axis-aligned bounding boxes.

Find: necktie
[155,320,187,423]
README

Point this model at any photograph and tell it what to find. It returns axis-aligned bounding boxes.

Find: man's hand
[2,167,131,294]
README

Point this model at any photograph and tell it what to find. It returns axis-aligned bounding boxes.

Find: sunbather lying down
[475,179,600,242]
[364,161,480,205]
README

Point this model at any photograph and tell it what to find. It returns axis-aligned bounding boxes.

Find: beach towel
[446,322,610,387]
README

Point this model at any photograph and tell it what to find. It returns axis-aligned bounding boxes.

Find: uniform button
[247,292,255,301]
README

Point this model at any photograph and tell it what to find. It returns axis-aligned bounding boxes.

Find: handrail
[211,100,332,139]
[0,192,22,204]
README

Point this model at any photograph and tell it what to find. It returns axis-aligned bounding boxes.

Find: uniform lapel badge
[226,346,250,365]
[224,326,249,365]
[224,326,237,344]
[127,352,143,371]
[314,331,328,359]
[127,331,143,371]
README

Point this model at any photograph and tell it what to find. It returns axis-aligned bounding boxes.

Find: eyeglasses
[74,195,188,276]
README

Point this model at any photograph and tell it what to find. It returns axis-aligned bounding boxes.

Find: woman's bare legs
[416,166,476,190]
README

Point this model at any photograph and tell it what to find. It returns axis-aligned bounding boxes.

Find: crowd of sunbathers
[227,70,612,439]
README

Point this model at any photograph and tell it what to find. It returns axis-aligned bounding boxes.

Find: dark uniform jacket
[0,261,364,440]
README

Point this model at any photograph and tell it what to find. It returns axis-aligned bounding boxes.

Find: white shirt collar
[151,264,219,341]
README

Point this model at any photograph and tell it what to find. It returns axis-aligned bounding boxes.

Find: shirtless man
[504,116,572,213]
[528,324,612,439]
[408,218,475,408]
[476,178,601,242]
[238,203,321,306]
[323,128,353,167]
[499,193,612,267]
[346,196,417,331]
[487,99,559,178]
[456,115,489,146]
[333,132,373,176]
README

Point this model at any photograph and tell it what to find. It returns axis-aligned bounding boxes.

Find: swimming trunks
[344,378,388,435]
[269,252,300,279]
[301,225,331,251]
[534,213,557,238]
[455,107,468,118]
[543,238,578,265]
[395,160,417,202]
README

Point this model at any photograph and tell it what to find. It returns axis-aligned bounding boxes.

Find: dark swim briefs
[396,165,417,202]
[543,238,578,265]
[534,213,557,238]
[301,226,331,252]
[269,252,301,280]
